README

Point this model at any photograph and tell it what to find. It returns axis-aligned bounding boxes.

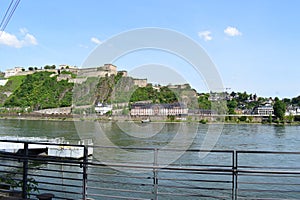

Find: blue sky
[0,0,300,98]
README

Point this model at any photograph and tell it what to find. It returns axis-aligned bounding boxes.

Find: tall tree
[227,99,238,114]
[273,99,286,120]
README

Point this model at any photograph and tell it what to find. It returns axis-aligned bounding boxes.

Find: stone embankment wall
[34,107,72,115]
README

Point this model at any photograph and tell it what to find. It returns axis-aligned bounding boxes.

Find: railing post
[82,146,88,200]
[153,148,158,200]
[231,150,235,200]
[22,142,29,199]
[234,151,238,200]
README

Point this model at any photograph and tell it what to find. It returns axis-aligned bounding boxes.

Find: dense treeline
[130,85,177,103]
[4,72,73,110]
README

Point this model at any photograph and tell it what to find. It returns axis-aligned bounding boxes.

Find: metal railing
[0,140,300,199]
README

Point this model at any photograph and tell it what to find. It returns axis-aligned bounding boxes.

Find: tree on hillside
[237,92,249,102]
[198,93,211,109]
[292,96,300,106]
[44,65,56,70]
[227,99,238,114]
[273,99,286,120]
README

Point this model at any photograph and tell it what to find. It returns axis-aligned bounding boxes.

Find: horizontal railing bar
[162,167,232,172]
[92,145,235,153]
[238,181,300,186]
[95,162,230,170]
[0,156,22,162]
[238,165,300,170]
[158,177,232,183]
[0,154,27,160]
[158,170,233,175]
[0,188,11,193]
[86,192,151,200]
[0,168,22,174]
[158,183,232,191]
[238,188,300,193]
[159,168,232,173]
[89,160,233,168]
[41,196,75,200]
[237,150,300,154]
[238,173,300,178]
[27,173,83,181]
[158,191,229,199]
[87,161,235,172]
[0,154,86,166]
[238,170,300,174]
[35,180,82,188]
[88,161,232,170]
[87,179,153,187]
[29,165,83,174]
[87,185,153,194]
[26,156,85,165]
[237,197,298,200]
[30,162,82,169]
[169,163,233,168]
[88,172,152,180]
[37,187,82,195]
[90,160,153,166]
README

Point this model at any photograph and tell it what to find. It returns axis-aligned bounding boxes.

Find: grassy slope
[0,76,26,106]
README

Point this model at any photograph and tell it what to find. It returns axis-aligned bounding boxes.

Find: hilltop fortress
[4,64,148,87]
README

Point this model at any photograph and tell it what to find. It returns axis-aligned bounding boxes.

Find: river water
[1,119,300,151]
[1,119,300,199]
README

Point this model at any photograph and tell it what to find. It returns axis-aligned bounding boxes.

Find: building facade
[4,67,24,78]
[77,64,117,78]
[252,104,274,116]
[133,78,147,87]
[130,102,188,116]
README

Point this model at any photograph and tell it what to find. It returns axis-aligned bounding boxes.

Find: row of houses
[129,103,300,117]
[240,104,300,116]
[129,102,275,117]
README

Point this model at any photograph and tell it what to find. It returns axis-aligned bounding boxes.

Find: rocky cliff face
[72,75,138,106]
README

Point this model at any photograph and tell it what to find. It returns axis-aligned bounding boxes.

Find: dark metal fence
[0,140,300,200]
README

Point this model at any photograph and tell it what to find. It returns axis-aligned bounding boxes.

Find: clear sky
[0,0,299,98]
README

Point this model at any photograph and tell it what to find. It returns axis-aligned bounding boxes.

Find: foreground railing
[0,140,300,199]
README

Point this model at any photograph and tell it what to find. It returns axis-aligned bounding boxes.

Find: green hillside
[4,72,73,110]
[0,75,26,106]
